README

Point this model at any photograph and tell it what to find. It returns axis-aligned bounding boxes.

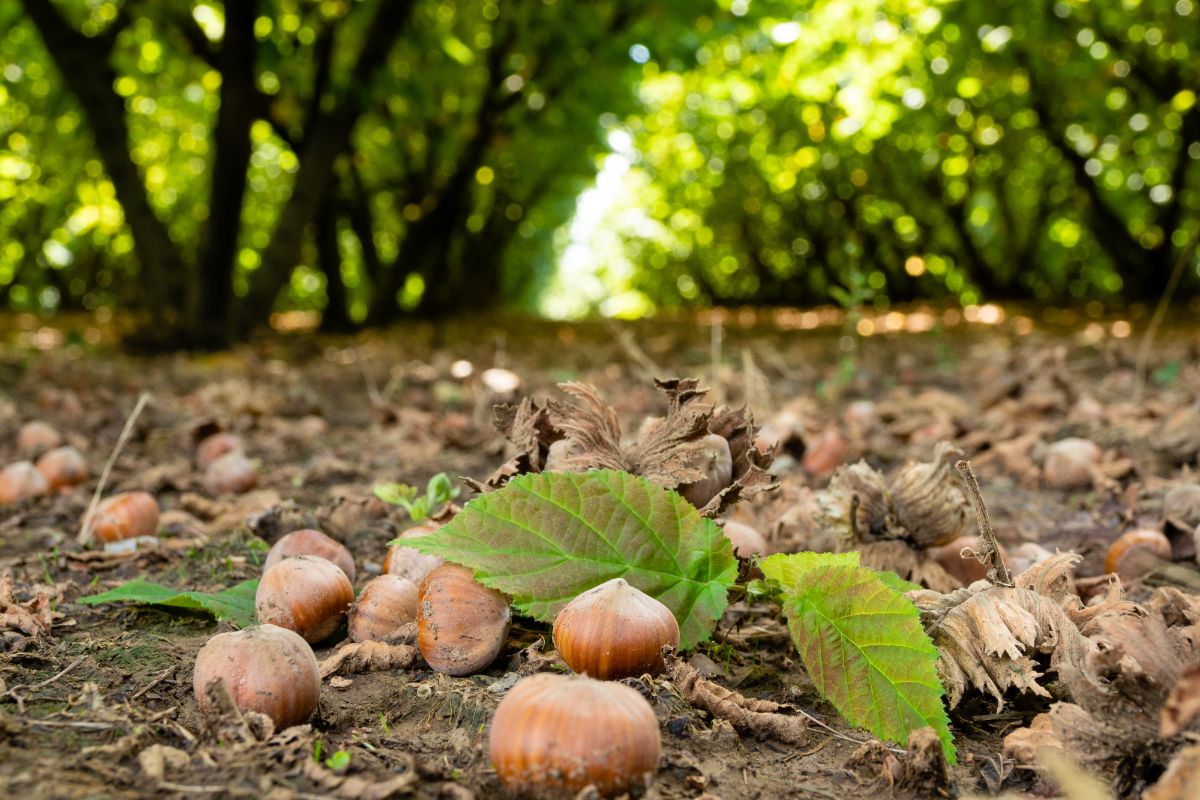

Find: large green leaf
[79,579,258,628]
[761,553,955,763]
[406,470,737,649]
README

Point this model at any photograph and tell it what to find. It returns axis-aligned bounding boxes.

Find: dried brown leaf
[1160,665,1200,739]
[319,641,419,679]
[665,649,808,744]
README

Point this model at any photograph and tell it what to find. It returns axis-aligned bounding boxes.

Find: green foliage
[404,469,738,650]
[761,552,954,763]
[374,472,460,522]
[79,578,258,627]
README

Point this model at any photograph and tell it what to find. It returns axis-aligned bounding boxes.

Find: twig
[78,392,151,546]
[1134,223,1200,401]
[602,318,661,378]
[710,318,724,404]
[355,346,384,408]
[848,493,863,542]
[954,460,1012,586]
[129,666,176,702]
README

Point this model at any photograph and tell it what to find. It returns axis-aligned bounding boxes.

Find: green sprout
[373,472,461,523]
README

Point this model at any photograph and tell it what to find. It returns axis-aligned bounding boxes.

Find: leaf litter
[3,320,1200,798]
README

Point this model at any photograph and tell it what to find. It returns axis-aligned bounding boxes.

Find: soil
[1,312,1198,799]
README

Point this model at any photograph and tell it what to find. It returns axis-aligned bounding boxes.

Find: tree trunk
[23,0,181,328]
[190,0,259,347]
[239,0,415,330]
[316,192,353,332]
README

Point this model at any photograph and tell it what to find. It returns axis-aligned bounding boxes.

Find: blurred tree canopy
[1,0,1197,344]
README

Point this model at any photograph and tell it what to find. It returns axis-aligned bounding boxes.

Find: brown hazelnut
[92,491,160,543]
[553,578,679,680]
[929,536,1010,586]
[1043,438,1102,490]
[204,451,258,495]
[722,520,767,558]
[17,421,63,457]
[0,461,51,505]
[348,575,419,642]
[417,563,510,676]
[490,672,661,798]
[193,624,319,729]
[36,446,88,490]
[1105,529,1172,581]
[264,529,355,582]
[196,432,243,470]
[679,433,732,508]
[384,523,445,585]
[255,555,354,643]
[802,429,848,478]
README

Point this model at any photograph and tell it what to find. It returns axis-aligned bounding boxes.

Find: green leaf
[373,482,418,507]
[761,553,955,763]
[407,470,737,649]
[441,35,475,65]
[79,579,258,628]
[325,750,351,770]
[873,569,923,594]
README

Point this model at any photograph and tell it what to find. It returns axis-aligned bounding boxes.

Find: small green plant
[325,749,351,770]
[406,469,955,761]
[374,472,461,522]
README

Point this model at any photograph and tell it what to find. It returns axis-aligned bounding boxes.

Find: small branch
[1133,223,1200,401]
[954,460,1012,587]
[848,493,863,542]
[78,392,151,546]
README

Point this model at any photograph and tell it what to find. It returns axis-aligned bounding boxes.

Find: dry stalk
[954,460,1012,586]
[78,392,151,546]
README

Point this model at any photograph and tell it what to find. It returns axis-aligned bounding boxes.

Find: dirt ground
[1,311,1198,799]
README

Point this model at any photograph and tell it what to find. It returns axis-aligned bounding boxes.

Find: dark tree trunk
[190,0,259,347]
[316,192,353,332]
[22,0,181,327]
[239,0,415,330]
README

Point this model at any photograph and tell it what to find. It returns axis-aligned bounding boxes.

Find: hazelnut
[255,555,354,643]
[196,432,243,470]
[264,529,355,582]
[36,446,88,490]
[204,451,258,495]
[417,564,510,676]
[193,624,319,729]
[722,520,768,558]
[1043,438,1102,490]
[553,578,679,680]
[92,491,160,543]
[348,575,419,642]
[384,523,445,585]
[490,672,661,798]
[679,433,732,508]
[1105,529,1172,581]
[17,421,63,457]
[0,461,51,505]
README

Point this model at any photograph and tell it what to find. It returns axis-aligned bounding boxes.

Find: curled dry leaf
[318,640,419,679]
[911,553,1134,709]
[1160,665,1200,739]
[1152,404,1200,464]
[0,572,63,640]
[481,378,777,516]
[819,442,969,550]
[859,540,961,594]
[1002,711,1065,765]
[664,648,808,744]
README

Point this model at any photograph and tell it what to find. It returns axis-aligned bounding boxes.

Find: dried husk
[889,442,970,547]
[1045,590,1200,790]
[476,378,777,515]
[819,443,969,549]
[910,553,1134,710]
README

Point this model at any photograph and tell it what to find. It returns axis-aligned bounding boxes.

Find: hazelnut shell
[489,672,661,798]
[384,523,445,585]
[193,624,319,729]
[553,578,679,680]
[255,555,354,643]
[92,491,160,543]
[264,529,355,582]
[417,564,510,676]
[348,575,419,642]
[36,446,88,490]
[0,461,51,505]
[1105,529,1172,581]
